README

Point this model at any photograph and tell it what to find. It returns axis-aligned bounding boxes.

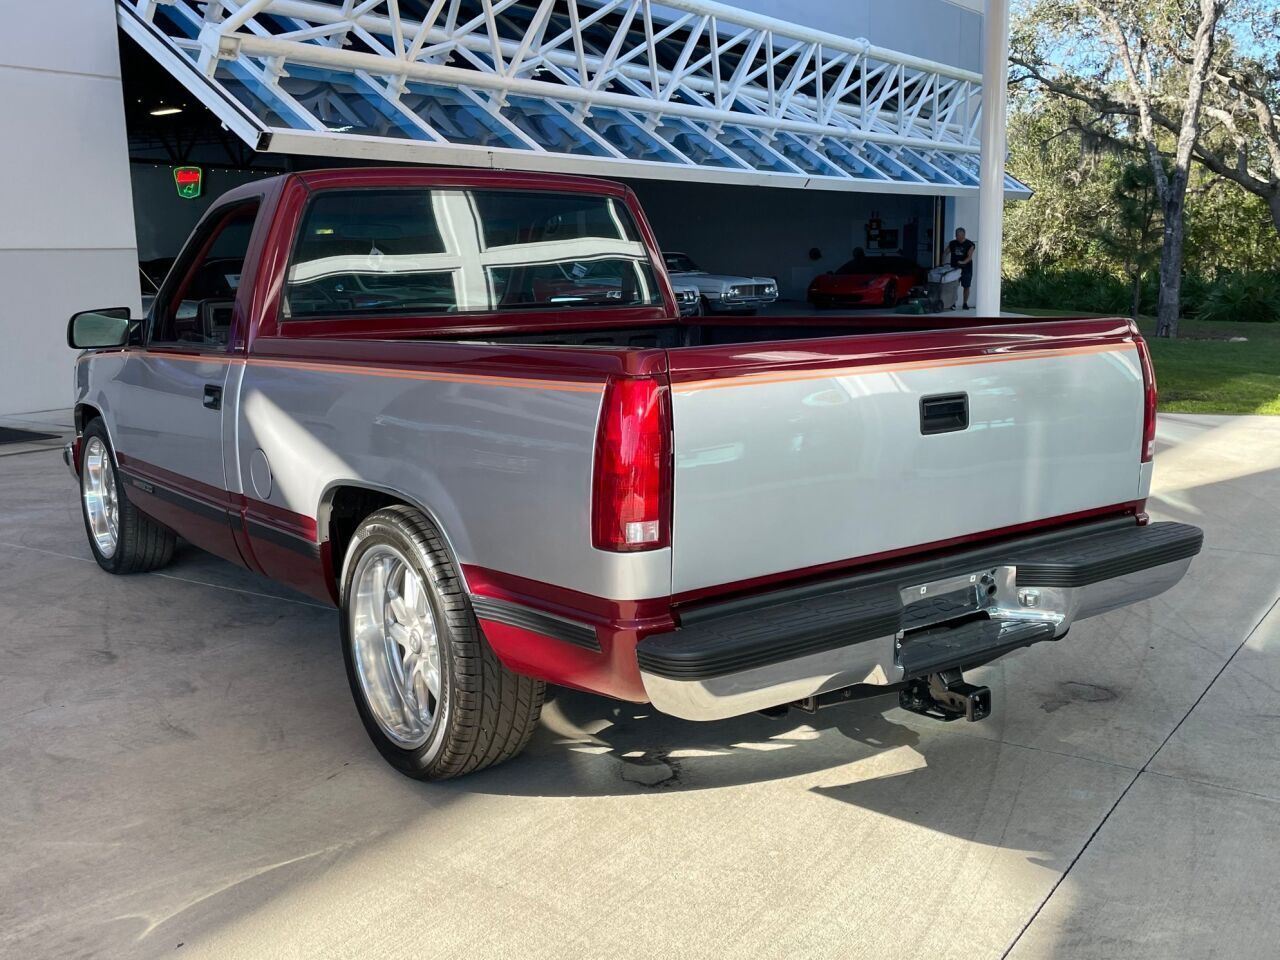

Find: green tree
[1182,2,1280,237]
[1095,162,1163,318]
[1003,95,1119,273]
[1012,0,1227,337]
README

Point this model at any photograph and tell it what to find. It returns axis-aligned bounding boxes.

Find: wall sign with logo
[173,166,203,199]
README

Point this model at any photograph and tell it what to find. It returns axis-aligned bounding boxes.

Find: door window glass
[152,203,259,347]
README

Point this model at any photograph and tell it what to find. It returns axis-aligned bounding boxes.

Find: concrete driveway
[2,413,1277,960]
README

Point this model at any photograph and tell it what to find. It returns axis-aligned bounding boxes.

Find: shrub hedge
[1003,268,1279,322]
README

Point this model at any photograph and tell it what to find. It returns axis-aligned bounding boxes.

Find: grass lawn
[1009,307,1280,415]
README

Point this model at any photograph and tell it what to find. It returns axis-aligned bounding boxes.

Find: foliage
[1004,267,1277,321]
[1196,272,1280,323]
[1138,271,1212,318]
[1002,9,1280,312]
[1009,0,1235,336]
[1184,184,1280,274]
[1002,268,1132,314]
[1093,162,1163,317]
[1003,95,1122,273]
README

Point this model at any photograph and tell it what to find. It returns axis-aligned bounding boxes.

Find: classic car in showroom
[671,279,702,316]
[807,254,924,309]
[663,251,778,315]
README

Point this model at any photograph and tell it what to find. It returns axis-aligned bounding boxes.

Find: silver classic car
[671,279,702,316]
[662,251,778,314]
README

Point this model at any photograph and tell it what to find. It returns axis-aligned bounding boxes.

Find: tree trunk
[1131,272,1142,322]
[1269,191,1280,239]
[1155,190,1186,338]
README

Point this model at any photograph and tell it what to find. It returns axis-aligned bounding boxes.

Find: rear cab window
[284,187,663,321]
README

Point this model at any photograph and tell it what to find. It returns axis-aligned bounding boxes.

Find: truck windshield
[284,188,664,319]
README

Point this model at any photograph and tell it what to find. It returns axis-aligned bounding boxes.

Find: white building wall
[0,0,139,416]
[725,0,983,72]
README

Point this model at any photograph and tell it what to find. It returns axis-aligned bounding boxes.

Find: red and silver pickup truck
[65,168,1202,780]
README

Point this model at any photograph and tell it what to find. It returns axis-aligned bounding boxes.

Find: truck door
[109,201,260,565]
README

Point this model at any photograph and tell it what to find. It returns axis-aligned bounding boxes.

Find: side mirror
[68,307,131,349]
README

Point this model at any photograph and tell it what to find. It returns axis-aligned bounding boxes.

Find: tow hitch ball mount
[899,669,991,723]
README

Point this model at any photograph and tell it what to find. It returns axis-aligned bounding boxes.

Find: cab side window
[151,202,259,348]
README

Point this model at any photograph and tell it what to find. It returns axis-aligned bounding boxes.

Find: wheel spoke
[384,631,412,700]
[369,557,388,608]
[413,669,433,721]
[423,660,441,700]
[388,592,409,626]
[403,571,425,622]
[387,620,411,649]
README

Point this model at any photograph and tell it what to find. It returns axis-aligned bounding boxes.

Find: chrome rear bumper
[638,520,1202,721]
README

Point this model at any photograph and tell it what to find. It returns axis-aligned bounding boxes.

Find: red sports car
[807,255,923,309]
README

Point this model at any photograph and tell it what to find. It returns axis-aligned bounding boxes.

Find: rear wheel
[340,505,545,780]
[79,419,175,574]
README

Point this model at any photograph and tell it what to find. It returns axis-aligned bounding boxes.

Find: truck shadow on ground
[463,684,929,796]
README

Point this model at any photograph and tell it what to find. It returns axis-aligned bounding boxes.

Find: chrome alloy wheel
[349,545,443,749]
[82,436,119,559]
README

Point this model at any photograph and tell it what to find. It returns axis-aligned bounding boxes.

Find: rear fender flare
[316,479,473,596]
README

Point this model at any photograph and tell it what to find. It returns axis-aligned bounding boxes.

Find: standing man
[942,228,976,310]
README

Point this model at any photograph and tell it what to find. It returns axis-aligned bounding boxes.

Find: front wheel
[340,506,545,780]
[79,419,175,574]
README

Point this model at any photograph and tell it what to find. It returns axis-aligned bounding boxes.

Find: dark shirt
[948,239,975,268]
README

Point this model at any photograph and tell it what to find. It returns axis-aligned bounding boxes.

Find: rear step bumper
[637,520,1202,721]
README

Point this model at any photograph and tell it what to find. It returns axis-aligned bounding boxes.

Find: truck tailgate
[666,319,1148,596]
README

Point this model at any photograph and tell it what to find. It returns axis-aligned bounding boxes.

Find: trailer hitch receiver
[899,669,991,722]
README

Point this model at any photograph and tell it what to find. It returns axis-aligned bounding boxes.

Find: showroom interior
[0,0,1010,417]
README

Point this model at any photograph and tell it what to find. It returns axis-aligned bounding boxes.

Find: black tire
[79,418,175,574]
[883,286,896,308]
[339,505,545,780]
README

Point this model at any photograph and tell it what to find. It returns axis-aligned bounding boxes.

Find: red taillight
[1135,333,1157,462]
[592,376,671,552]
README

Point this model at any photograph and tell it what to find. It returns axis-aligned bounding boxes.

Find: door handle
[203,384,223,411]
[920,392,968,435]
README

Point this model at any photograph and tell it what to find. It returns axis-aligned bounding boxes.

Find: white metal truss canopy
[119,0,1030,197]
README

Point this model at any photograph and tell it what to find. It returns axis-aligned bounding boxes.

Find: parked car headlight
[727,285,745,298]
[764,284,778,297]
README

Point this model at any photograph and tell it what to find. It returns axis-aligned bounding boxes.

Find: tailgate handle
[920,393,969,435]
